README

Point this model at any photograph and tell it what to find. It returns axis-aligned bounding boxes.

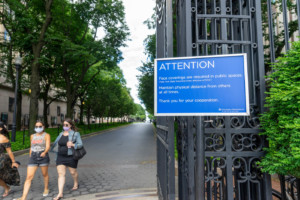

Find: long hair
[0,121,10,139]
[64,118,78,131]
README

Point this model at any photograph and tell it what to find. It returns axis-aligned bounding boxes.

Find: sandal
[2,188,11,197]
[71,184,79,191]
[43,189,49,197]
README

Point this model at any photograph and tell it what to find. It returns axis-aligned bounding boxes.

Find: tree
[51,0,129,118]
[262,0,299,71]
[137,34,156,115]
[0,0,55,133]
[82,68,135,126]
[131,104,146,121]
[259,40,300,178]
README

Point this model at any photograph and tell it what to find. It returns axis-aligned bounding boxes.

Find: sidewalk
[64,188,158,200]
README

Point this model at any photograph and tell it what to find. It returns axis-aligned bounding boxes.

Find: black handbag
[71,133,86,160]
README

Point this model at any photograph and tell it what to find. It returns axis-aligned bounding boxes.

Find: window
[61,114,64,121]
[47,106,50,115]
[51,116,57,126]
[1,113,8,124]
[8,97,14,112]
[57,106,61,116]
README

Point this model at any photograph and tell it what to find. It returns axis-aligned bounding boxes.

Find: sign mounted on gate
[154,54,250,116]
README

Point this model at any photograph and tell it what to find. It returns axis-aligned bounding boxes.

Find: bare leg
[21,166,38,200]
[0,178,10,196]
[68,167,78,189]
[54,165,66,199]
[40,166,49,193]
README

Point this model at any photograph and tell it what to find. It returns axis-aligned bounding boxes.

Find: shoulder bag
[71,133,86,160]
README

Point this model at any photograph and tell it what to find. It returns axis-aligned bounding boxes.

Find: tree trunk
[28,0,53,133]
[87,106,91,128]
[42,85,50,128]
[66,98,73,119]
[29,59,40,134]
[43,99,49,128]
[79,100,84,124]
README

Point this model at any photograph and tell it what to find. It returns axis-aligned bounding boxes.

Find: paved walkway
[1,123,157,200]
[64,188,158,200]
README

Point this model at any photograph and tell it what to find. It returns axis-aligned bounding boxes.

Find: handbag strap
[71,132,76,142]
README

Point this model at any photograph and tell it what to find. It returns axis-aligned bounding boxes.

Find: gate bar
[282,0,290,50]
[267,0,275,63]
[195,116,205,200]
[167,116,175,200]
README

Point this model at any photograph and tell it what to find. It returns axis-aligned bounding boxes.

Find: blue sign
[154,54,250,116]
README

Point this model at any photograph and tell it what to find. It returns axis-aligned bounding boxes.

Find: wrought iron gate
[156,0,299,200]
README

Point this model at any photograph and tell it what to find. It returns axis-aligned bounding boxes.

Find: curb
[13,123,133,157]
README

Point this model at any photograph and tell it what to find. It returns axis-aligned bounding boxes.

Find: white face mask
[35,127,44,133]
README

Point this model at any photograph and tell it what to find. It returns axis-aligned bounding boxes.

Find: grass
[9,122,132,152]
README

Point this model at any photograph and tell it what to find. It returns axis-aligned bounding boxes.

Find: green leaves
[260,40,300,178]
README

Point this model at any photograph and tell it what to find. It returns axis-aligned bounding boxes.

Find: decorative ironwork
[205,133,225,151]
[156,0,165,24]
[232,133,263,152]
[154,0,300,199]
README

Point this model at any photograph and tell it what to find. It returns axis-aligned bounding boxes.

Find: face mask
[63,126,70,131]
[35,127,43,133]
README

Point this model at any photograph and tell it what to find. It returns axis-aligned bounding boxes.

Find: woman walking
[0,121,20,197]
[15,121,51,200]
[51,118,83,200]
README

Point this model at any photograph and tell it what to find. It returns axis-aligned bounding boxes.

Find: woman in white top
[15,121,51,200]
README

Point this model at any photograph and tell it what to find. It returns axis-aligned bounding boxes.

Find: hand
[67,141,74,148]
[12,162,19,168]
[40,152,46,157]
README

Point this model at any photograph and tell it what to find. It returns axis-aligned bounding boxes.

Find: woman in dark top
[50,118,83,200]
[0,121,20,197]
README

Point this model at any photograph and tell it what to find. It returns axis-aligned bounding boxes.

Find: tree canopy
[0,0,140,132]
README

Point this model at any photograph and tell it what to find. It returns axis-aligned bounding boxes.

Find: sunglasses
[63,124,70,127]
[35,126,43,128]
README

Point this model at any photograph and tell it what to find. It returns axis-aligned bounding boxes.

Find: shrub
[259,41,300,178]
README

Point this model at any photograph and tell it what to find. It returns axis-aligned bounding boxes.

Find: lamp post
[11,55,22,142]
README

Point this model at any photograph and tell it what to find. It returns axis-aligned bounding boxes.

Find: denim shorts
[28,151,50,167]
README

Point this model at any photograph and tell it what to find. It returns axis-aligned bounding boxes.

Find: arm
[0,137,18,168]
[5,146,18,168]
[29,135,33,157]
[41,134,50,157]
[73,132,83,149]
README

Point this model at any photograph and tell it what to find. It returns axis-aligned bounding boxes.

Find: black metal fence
[156,0,299,199]
[156,117,175,200]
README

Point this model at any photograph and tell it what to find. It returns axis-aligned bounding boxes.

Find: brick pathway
[1,123,157,200]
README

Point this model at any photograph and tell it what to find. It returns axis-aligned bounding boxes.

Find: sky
[119,0,156,105]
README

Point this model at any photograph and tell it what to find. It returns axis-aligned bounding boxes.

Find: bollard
[57,125,60,136]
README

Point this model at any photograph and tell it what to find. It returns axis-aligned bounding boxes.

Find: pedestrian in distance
[14,121,51,200]
[0,121,20,197]
[51,118,83,200]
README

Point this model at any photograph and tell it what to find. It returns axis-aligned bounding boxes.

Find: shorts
[28,151,50,167]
